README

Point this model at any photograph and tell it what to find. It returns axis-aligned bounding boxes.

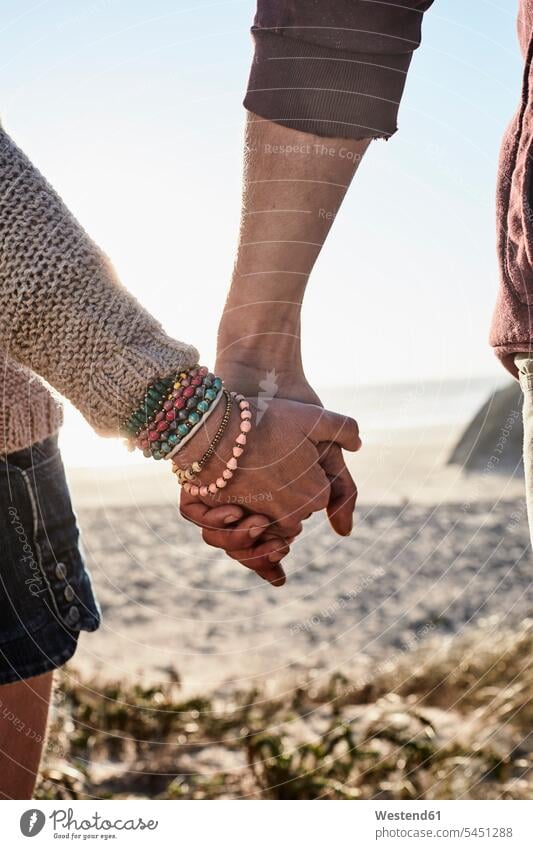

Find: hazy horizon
[60,371,510,468]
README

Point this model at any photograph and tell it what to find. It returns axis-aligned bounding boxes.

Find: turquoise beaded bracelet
[123,367,223,461]
[121,375,175,438]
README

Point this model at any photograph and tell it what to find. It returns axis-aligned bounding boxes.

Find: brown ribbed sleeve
[244,0,434,139]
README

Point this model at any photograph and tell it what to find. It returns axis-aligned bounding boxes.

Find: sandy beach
[66,425,530,696]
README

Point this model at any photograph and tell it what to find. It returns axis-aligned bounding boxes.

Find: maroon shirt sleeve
[244,0,434,139]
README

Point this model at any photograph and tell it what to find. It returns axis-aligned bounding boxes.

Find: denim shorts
[0,434,100,685]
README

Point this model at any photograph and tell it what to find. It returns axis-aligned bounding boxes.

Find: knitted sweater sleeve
[0,128,199,436]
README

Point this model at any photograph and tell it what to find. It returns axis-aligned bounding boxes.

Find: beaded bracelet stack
[173,390,233,485]
[174,392,252,496]
[121,366,223,461]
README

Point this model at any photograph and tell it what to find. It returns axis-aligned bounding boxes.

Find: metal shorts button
[55,562,67,580]
[64,585,75,603]
[66,605,80,626]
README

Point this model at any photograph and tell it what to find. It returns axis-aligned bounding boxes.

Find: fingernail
[249,525,266,539]
[268,552,284,563]
[224,514,239,524]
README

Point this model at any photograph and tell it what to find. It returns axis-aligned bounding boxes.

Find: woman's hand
[178,396,360,528]
[177,395,360,584]
[214,353,359,536]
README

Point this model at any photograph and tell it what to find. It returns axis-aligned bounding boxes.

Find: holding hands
[176,120,370,576]
[178,391,361,585]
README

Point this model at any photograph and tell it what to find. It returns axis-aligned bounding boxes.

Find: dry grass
[36,620,533,800]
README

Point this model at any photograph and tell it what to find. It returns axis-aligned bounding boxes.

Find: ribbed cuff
[0,381,63,454]
[89,331,200,437]
[244,29,415,140]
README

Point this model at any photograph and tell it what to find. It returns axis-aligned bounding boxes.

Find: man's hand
[179,118,368,572]
[179,498,291,586]
[212,116,369,539]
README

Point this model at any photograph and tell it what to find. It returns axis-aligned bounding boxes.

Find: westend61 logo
[20,807,159,838]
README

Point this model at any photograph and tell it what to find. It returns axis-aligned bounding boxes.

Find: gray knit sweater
[0,127,198,453]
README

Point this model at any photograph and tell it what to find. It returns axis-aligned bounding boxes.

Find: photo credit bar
[3,800,533,848]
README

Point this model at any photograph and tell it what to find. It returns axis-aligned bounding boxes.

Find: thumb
[302,405,361,452]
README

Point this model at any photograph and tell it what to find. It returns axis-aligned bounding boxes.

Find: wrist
[217,301,303,376]
[214,351,320,407]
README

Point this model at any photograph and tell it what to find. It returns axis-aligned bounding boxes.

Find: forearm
[218,0,434,389]
[217,114,370,381]
[0,127,198,435]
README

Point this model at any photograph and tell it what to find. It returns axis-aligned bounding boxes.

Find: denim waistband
[2,434,59,471]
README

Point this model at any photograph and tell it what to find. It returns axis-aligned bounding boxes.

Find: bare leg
[0,671,53,799]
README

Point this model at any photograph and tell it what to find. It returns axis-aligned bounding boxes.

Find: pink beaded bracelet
[179,393,252,496]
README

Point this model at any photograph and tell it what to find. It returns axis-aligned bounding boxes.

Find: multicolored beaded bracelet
[121,374,176,438]
[123,367,223,460]
[143,381,223,460]
[172,390,233,484]
[177,393,252,496]
[165,387,226,459]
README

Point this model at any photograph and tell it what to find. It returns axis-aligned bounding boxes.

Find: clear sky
[0,0,523,464]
